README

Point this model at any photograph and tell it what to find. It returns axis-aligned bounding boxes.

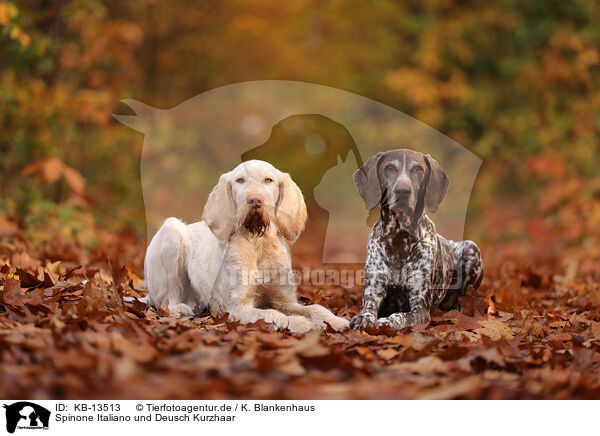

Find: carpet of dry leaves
[1,215,600,400]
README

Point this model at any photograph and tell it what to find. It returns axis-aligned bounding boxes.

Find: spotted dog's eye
[384,164,396,172]
[413,166,424,175]
[264,178,273,183]
[236,178,245,183]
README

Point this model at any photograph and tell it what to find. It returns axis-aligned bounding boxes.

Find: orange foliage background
[1,1,600,399]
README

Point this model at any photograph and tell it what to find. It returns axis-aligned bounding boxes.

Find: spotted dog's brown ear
[202,171,236,241]
[353,152,384,210]
[424,154,449,213]
[275,172,307,244]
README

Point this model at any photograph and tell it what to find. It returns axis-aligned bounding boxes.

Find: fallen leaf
[475,316,515,341]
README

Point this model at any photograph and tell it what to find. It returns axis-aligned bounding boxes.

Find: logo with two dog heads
[3,402,50,433]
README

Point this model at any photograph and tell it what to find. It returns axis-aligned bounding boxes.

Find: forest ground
[1,214,600,400]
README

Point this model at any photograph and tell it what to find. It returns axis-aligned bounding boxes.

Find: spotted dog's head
[353,149,449,223]
[202,160,307,243]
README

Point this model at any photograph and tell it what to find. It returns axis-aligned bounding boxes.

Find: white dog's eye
[264,178,273,183]
[236,178,245,183]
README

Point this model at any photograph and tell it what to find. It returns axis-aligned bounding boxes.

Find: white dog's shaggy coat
[144,160,349,333]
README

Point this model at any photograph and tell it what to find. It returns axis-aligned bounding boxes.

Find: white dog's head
[202,160,307,243]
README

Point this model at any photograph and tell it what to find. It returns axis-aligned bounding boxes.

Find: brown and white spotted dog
[350,149,483,331]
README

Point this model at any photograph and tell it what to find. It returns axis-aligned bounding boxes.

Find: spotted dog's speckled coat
[350,149,483,331]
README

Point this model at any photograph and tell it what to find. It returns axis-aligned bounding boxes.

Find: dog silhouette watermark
[3,402,50,434]
[115,80,482,291]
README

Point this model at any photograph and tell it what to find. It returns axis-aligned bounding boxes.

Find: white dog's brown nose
[247,194,264,208]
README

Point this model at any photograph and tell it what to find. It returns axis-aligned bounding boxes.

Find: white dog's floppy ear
[276,172,307,244]
[202,172,235,241]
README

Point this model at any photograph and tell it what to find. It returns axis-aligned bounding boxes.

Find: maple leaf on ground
[0,278,27,319]
[16,268,53,289]
[459,347,506,373]
[515,310,546,338]
[376,347,401,360]
[418,375,485,400]
[391,355,449,376]
[364,324,398,337]
[11,252,42,270]
[265,331,332,376]
[582,321,600,347]
[458,285,487,316]
[475,316,515,341]
[490,280,530,313]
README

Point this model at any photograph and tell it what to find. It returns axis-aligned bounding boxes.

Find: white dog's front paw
[168,303,195,317]
[325,315,350,332]
[286,315,314,334]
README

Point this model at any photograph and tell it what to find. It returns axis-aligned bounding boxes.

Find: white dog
[144,160,349,333]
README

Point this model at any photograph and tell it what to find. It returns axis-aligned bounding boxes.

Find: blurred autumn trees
[2,1,600,401]
[1,0,145,242]
[1,0,599,251]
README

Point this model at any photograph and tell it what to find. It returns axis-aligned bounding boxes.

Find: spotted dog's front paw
[373,317,392,329]
[350,312,376,330]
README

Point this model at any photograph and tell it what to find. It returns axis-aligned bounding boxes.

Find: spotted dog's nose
[394,182,412,200]
[247,194,264,208]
